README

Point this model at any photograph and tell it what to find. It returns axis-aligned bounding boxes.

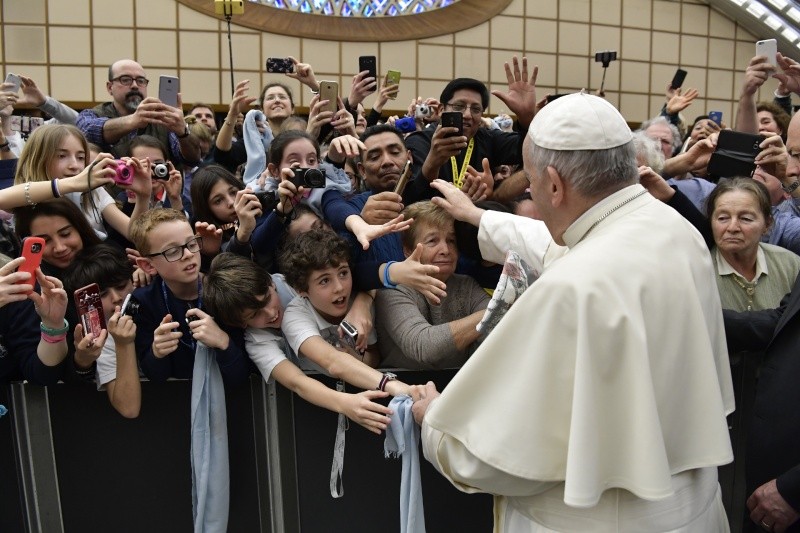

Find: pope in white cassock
[410,93,735,532]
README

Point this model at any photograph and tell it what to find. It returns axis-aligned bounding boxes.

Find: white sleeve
[95,336,118,390]
[94,187,116,213]
[281,300,323,356]
[245,328,287,382]
[477,211,558,272]
[422,419,558,497]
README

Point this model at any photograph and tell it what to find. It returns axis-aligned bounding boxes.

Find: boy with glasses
[403,56,538,204]
[76,58,201,166]
[128,208,249,384]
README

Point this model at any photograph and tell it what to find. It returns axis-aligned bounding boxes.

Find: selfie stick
[222,4,237,96]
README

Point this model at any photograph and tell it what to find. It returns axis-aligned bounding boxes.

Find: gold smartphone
[386,70,401,100]
[318,80,339,114]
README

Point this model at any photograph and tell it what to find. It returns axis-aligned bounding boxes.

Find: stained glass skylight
[250,0,457,17]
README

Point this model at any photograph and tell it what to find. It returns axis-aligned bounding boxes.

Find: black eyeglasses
[146,236,202,262]
[111,75,150,87]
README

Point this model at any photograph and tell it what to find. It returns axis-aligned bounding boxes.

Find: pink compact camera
[112,160,134,186]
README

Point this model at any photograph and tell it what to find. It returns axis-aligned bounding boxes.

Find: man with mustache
[76,59,200,166]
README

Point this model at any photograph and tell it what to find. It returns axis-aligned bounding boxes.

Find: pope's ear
[545,166,567,207]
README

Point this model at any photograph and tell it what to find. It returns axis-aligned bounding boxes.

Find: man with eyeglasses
[402,56,537,205]
[76,59,201,166]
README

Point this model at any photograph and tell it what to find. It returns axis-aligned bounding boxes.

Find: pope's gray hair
[529,141,639,198]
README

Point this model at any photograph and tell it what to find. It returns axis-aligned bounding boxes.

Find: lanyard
[160,278,202,351]
[450,137,475,189]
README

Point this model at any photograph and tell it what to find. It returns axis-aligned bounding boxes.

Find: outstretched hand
[491,56,537,128]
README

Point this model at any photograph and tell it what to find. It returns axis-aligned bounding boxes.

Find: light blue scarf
[242,109,274,190]
[191,342,229,533]
[385,395,426,533]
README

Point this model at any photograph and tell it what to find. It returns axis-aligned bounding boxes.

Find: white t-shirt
[65,188,115,240]
[94,334,145,390]
[282,296,377,375]
[244,327,288,383]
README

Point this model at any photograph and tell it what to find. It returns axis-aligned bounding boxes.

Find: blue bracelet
[382,261,398,289]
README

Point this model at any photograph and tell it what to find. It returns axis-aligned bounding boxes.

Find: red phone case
[74,283,106,338]
[17,237,45,291]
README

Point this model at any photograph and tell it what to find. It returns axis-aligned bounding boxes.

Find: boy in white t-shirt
[279,228,410,397]
[204,253,398,434]
[63,243,141,418]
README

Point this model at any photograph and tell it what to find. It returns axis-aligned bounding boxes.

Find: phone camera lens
[31,243,42,253]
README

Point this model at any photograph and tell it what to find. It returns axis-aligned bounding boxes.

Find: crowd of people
[1,46,800,531]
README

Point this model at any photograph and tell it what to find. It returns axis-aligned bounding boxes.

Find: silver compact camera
[415,104,434,120]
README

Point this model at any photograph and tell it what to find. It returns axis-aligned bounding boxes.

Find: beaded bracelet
[382,261,398,289]
[24,182,36,207]
[40,318,69,336]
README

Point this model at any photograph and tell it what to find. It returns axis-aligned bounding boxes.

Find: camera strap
[450,137,474,189]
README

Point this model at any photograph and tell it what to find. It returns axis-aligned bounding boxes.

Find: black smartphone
[266,57,294,73]
[670,69,687,90]
[358,56,377,92]
[707,130,765,179]
[441,112,463,136]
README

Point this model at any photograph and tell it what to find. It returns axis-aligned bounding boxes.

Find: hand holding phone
[318,81,339,114]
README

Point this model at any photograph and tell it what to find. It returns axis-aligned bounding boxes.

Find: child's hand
[342,292,374,353]
[152,313,181,358]
[194,221,223,255]
[74,322,107,365]
[107,306,136,345]
[186,308,229,350]
[340,390,392,434]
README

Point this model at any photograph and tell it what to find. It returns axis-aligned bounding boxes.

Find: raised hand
[152,313,181,358]
[491,56,537,128]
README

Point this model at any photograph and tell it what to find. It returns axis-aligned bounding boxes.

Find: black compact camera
[291,168,326,188]
[254,190,278,212]
[152,162,169,180]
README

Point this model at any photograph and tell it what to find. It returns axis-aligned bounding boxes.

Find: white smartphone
[756,39,777,68]
[4,73,21,93]
[158,75,180,108]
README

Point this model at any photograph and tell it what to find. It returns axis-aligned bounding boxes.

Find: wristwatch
[377,372,397,392]
[177,124,191,138]
[782,180,800,194]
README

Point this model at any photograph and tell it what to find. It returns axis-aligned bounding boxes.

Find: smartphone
[266,57,294,73]
[441,111,463,137]
[16,237,45,292]
[74,283,106,339]
[756,39,777,68]
[339,320,359,351]
[708,111,723,126]
[670,68,687,90]
[158,75,180,108]
[4,73,21,93]
[386,69,401,100]
[393,160,412,195]
[318,80,339,114]
[707,130,765,178]
[358,56,377,92]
